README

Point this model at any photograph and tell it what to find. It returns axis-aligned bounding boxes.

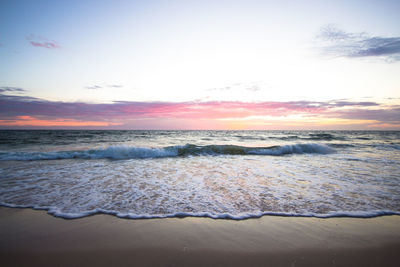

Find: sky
[0,0,399,129]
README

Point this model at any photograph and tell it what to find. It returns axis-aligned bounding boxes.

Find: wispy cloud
[27,34,60,49]
[316,25,400,61]
[327,100,379,107]
[84,84,123,89]
[207,82,263,92]
[107,84,123,88]
[85,85,102,89]
[29,41,59,49]
[245,85,261,92]
[0,86,26,93]
[207,86,232,91]
[331,108,400,122]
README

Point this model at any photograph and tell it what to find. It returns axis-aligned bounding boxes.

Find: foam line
[1,203,399,220]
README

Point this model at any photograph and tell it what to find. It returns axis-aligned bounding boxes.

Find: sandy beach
[0,207,399,266]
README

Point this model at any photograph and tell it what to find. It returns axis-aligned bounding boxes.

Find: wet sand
[1,207,400,266]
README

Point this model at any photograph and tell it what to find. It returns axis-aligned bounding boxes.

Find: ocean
[0,130,399,219]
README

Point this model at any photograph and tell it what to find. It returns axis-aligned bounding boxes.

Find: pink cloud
[26,34,60,49]
[113,101,327,119]
[0,93,398,129]
[29,41,59,49]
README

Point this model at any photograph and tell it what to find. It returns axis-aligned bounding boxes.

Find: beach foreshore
[1,207,400,267]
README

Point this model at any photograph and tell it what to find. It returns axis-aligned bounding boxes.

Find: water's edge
[2,204,399,220]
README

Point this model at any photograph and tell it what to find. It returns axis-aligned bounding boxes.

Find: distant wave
[0,143,336,161]
[374,143,400,150]
[268,133,346,141]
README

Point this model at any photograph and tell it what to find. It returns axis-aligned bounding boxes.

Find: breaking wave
[0,143,335,161]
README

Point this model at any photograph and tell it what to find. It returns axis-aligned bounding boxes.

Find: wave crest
[0,143,335,161]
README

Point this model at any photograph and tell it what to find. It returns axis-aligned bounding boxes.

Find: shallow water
[0,130,399,219]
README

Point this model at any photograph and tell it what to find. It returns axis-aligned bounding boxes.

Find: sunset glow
[0,115,121,127]
[0,0,399,129]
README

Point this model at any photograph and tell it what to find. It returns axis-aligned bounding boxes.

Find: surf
[0,143,336,161]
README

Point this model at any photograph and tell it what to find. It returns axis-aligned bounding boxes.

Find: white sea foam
[1,146,399,220]
[1,202,399,220]
[1,130,399,220]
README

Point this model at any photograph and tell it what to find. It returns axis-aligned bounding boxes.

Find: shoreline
[2,204,399,220]
[1,207,400,266]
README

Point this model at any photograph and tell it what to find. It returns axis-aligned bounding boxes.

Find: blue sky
[0,0,399,129]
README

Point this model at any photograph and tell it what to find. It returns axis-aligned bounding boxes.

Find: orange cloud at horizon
[0,95,399,129]
[0,116,121,127]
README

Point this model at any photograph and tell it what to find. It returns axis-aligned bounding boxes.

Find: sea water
[0,130,399,219]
